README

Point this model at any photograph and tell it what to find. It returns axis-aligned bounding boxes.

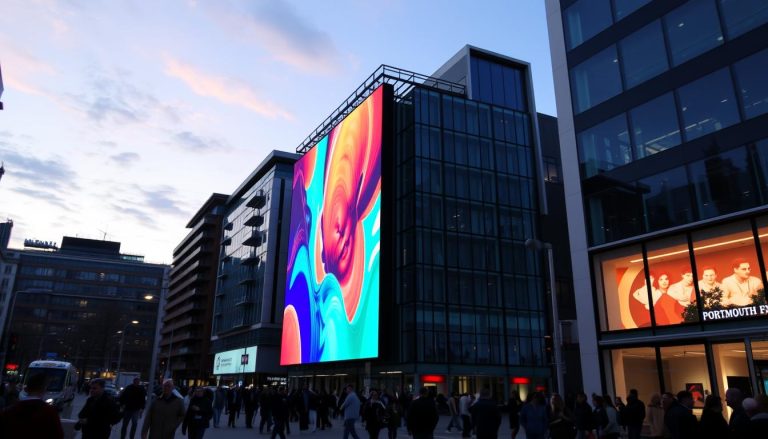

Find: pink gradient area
[320,87,382,323]
[296,146,317,191]
[280,305,302,365]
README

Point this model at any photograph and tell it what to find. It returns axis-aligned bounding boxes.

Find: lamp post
[116,320,139,385]
[525,238,565,395]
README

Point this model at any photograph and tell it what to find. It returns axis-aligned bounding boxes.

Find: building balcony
[238,276,256,285]
[235,295,255,306]
[221,236,232,246]
[244,215,264,227]
[246,194,266,209]
[240,253,260,266]
[242,230,263,247]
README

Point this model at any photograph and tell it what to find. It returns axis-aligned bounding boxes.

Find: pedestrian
[319,388,333,429]
[506,391,522,439]
[212,385,227,428]
[644,394,665,439]
[623,389,645,439]
[725,388,749,438]
[307,386,319,432]
[385,398,401,439]
[120,377,147,439]
[271,386,289,439]
[181,387,213,439]
[141,378,185,439]
[227,385,241,428]
[599,395,621,439]
[0,372,64,439]
[698,394,727,439]
[77,378,122,439]
[747,394,768,438]
[663,391,697,439]
[469,388,501,439]
[406,387,439,439]
[445,392,461,433]
[548,393,575,439]
[458,392,472,438]
[573,392,593,439]
[340,384,363,439]
[260,386,275,433]
[363,389,387,439]
[519,392,549,439]
[244,385,258,428]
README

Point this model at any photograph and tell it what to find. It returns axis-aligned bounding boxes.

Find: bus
[21,360,78,418]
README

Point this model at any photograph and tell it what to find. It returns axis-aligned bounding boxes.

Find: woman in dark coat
[182,387,214,439]
[699,395,728,439]
[363,390,387,439]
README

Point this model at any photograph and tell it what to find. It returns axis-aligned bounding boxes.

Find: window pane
[693,221,762,312]
[620,20,668,88]
[594,245,648,331]
[646,235,694,326]
[609,347,659,406]
[753,139,768,203]
[659,344,710,399]
[712,342,752,415]
[719,0,768,39]
[586,187,644,245]
[578,114,631,177]
[612,0,651,20]
[638,167,693,232]
[664,0,724,66]
[630,93,681,159]
[733,48,768,119]
[570,45,623,113]
[689,146,758,219]
[678,68,740,141]
[564,0,613,49]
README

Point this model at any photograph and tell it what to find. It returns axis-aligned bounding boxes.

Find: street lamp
[115,320,139,385]
[525,238,565,395]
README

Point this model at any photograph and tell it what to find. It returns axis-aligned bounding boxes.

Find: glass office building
[284,46,572,400]
[547,0,768,404]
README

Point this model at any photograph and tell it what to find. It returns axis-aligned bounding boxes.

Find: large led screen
[281,86,383,365]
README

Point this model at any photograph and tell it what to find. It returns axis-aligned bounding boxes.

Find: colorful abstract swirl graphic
[281,86,383,365]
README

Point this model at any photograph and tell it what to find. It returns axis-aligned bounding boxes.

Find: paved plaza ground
[67,394,520,439]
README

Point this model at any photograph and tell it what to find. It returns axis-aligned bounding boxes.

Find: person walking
[623,389,645,439]
[260,387,274,433]
[644,394,665,439]
[469,388,501,439]
[141,378,185,439]
[407,387,439,439]
[663,391,697,439]
[269,386,288,439]
[519,392,549,439]
[363,390,387,439]
[458,392,472,438]
[0,372,64,439]
[573,392,594,439]
[599,395,621,439]
[119,377,147,439]
[78,378,122,439]
[243,385,258,429]
[506,391,523,439]
[319,388,333,429]
[698,394,727,439]
[181,387,213,439]
[212,385,227,428]
[725,388,749,438]
[548,393,575,439]
[226,385,242,428]
[445,392,461,433]
[340,384,362,439]
[385,398,401,439]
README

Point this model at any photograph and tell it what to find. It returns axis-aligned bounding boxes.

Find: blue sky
[0,0,554,263]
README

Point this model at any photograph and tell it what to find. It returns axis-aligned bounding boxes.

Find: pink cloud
[163,57,293,120]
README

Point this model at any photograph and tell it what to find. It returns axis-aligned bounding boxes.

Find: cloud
[11,187,73,212]
[136,186,188,217]
[163,57,293,120]
[0,40,58,97]
[173,131,229,152]
[111,204,157,228]
[109,152,140,167]
[244,1,343,75]
[0,140,78,190]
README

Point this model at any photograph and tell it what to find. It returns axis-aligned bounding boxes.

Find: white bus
[21,360,78,418]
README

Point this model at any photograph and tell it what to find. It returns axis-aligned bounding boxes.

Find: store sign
[703,304,768,321]
[24,239,58,249]
[213,346,257,375]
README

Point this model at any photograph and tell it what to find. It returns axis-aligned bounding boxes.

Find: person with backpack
[78,378,122,439]
[363,390,387,439]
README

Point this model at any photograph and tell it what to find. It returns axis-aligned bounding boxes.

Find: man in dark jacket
[78,378,121,439]
[469,388,501,439]
[407,387,439,439]
[664,391,697,439]
[747,394,768,438]
[119,377,147,439]
[726,388,750,438]
[622,389,645,439]
[0,372,64,439]
[271,386,290,439]
[243,386,258,428]
[182,387,213,439]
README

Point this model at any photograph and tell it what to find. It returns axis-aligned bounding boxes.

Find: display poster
[213,346,257,375]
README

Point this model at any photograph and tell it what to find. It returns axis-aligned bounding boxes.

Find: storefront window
[693,222,764,322]
[755,217,768,304]
[752,339,768,395]
[660,344,710,406]
[712,342,751,419]
[594,245,649,330]
[609,347,660,403]
[646,236,694,326]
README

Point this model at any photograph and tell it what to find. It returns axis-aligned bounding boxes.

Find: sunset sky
[0,0,554,264]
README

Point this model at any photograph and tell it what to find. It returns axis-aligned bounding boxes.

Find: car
[104,381,118,397]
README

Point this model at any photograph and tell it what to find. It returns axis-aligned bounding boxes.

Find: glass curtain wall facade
[547,0,768,404]
[211,151,297,384]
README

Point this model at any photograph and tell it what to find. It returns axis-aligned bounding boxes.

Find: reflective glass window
[638,167,693,232]
[570,46,622,114]
[594,245,648,331]
[693,221,762,314]
[664,0,724,66]
[659,345,711,399]
[646,235,694,326]
[612,0,651,20]
[630,93,681,159]
[564,0,613,49]
[733,49,768,119]
[689,147,757,219]
[678,68,740,141]
[753,140,768,203]
[609,347,660,404]
[578,114,631,177]
[719,0,768,39]
[586,185,644,246]
[620,20,668,88]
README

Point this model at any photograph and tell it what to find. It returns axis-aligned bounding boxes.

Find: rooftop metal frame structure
[296,64,466,154]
